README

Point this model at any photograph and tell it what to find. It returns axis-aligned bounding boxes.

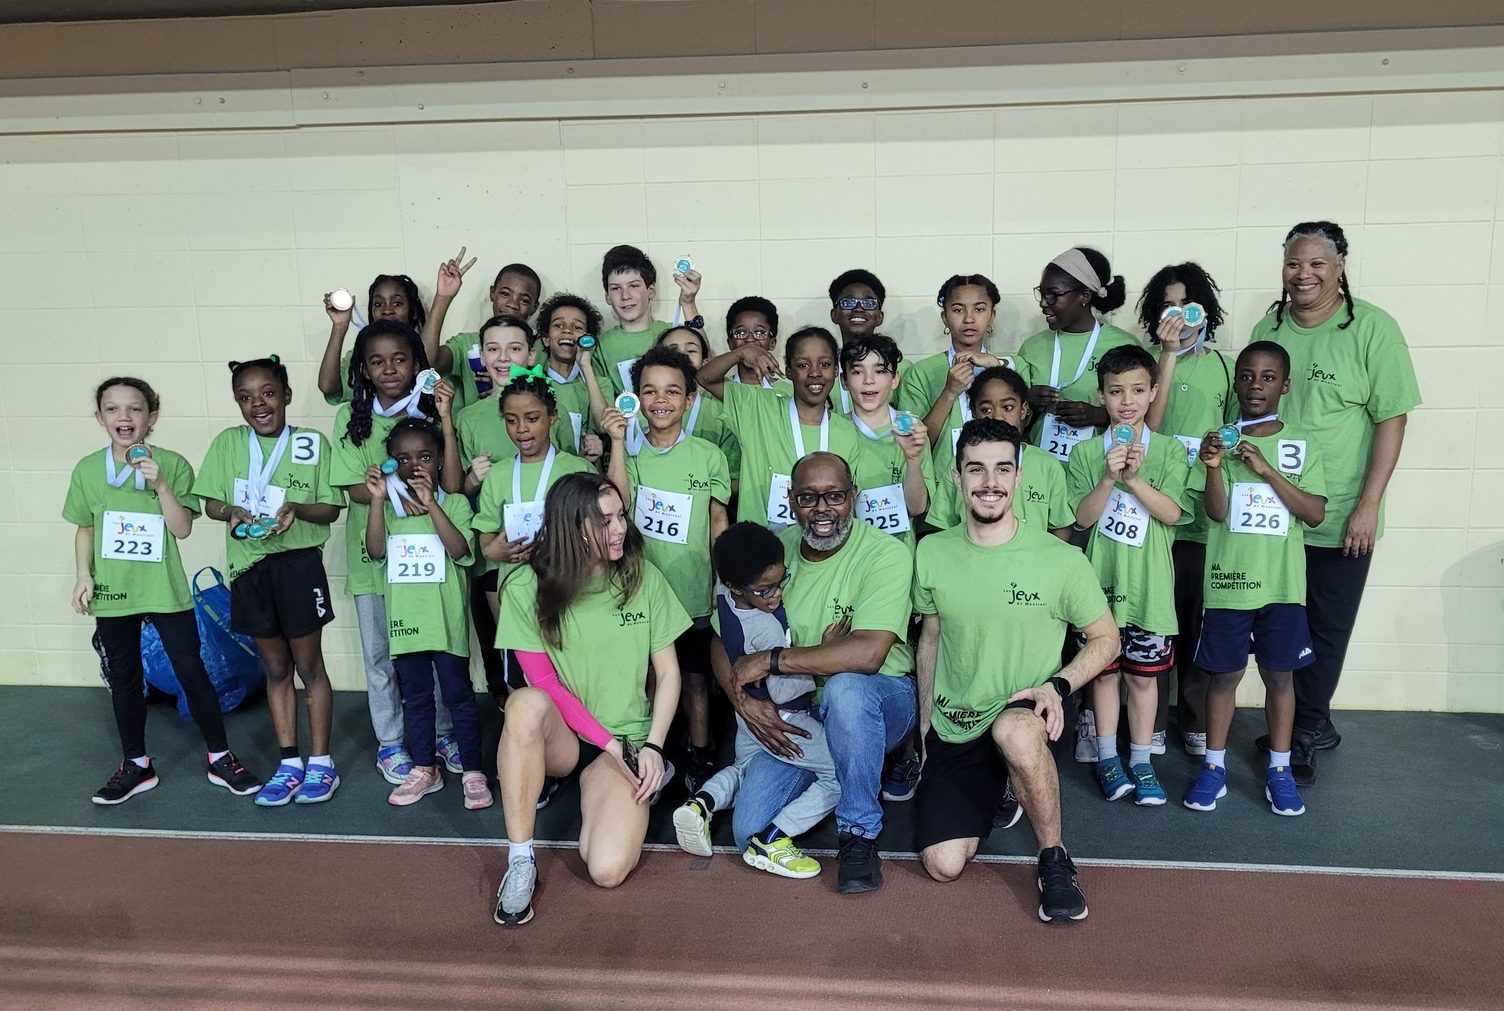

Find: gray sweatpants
[354,593,453,747]
[701,708,840,838]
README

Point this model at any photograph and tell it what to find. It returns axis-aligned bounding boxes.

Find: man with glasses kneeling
[713,451,916,894]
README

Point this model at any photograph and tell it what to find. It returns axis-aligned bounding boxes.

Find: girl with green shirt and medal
[195,357,345,806]
[1018,247,1138,464]
[1139,263,1235,760]
[899,273,1014,454]
[492,473,691,927]
[66,377,262,805]
[840,335,934,552]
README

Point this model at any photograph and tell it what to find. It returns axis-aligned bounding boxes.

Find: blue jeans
[393,650,482,771]
[730,672,916,849]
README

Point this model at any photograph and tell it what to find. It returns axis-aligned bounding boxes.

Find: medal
[578,335,597,350]
[125,443,152,464]
[615,392,640,416]
[893,411,916,436]
[415,368,441,395]
[1181,302,1206,327]
[380,458,399,475]
[1112,424,1135,446]
[674,256,693,276]
[1218,425,1241,448]
[329,288,354,312]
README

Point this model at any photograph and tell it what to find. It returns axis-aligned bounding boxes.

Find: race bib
[856,484,909,535]
[1229,482,1289,537]
[101,511,164,563]
[1041,413,1093,462]
[1174,435,1201,468]
[503,500,544,544]
[635,486,693,544]
[387,533,446,582]
[766,473,795,529]
[232,477,286,518]
[1276,440,1307,475]
[289,430,320,466]
[617,357,640,393]
[1098,487,1149,548]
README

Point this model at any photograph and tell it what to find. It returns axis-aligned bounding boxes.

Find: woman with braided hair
[1247,220,1421,785]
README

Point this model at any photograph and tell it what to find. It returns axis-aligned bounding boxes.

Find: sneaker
[493,856,537,926]
[462,771,494,811]
[535,776,560,810]
[1074,709,1098,764]
[836,831,882,894]
[435,735,463,775]
[388,766,443,807]
[1258,720,1341,753]
[253,762,304,807]
[1183,763,1228,811]
[206,752,261,796]
[672,797,714,857]
[1182,730,1208,757]
[994,780,1023,830]
[1150,730,1167,756]
[1266,766,1306,816]
[1095,755,1135,802]
[93,760,158,806]
[295,763,340,804]
[376,745,414,786]
[1037,846,1088,923]
[1130,763,1167,807]
[684,745,718,795]
[880,752,921,802]
[744,834,820,879]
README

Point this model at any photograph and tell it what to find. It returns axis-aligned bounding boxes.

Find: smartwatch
[1047,676,1072,699]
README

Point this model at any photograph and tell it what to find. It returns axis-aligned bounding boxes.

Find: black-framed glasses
[793,487,852,509]
[741,572,791,599]
[1033,285,1085,305]
[729,326,773,343]
[836,297,880,312]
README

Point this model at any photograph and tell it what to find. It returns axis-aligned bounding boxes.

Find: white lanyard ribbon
[1236,413,1279,430]
[947,346,990,374]
[384,475,442,518]
[512,447,557,504]
[546,364,582,384]
[1049,321,1101,390]
[1173,326,1208,357]
[788,397,829,458]
[852,406,897,441]
[247,426,291,507]
[372,385,428,419]
[104,450,146,490]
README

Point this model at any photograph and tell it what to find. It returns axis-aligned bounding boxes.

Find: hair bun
[227,360,242,371]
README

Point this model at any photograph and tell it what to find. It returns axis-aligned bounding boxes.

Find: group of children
[66,241,1328,870]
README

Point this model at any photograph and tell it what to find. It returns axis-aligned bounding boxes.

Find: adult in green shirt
[1016,247,1139,464]
[1252,221,1421,778]
[914,418,1117,923]
[717,452,916,895]
[492,473,690,927]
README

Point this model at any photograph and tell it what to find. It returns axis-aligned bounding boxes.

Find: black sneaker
[207,752,262,796]
[994,781,1023,830]
[93,760,158,806]
[1037,846,1088,924]
[684,745,718,795]
[1256,720,1341,753]
[1290,735,1316,787]
[837,831,883,894]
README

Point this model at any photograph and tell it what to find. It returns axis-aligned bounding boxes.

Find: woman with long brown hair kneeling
[491,472,689,926]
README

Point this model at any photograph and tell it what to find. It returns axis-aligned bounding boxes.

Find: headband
[1049,249,1108,298]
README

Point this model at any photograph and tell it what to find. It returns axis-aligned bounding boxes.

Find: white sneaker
[1074,709,1098,764]
[1151,730,1167,756]
[1183,731,1208,757]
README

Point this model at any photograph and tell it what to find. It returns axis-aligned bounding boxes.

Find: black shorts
[914,694,1076,851]
[230,547,334,640]
[675,619,713,674]
[1195,603,1315,674]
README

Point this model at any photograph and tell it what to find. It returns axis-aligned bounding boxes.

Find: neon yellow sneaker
[743,834,820,879]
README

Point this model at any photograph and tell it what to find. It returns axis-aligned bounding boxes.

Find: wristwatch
[769,646,783,676]
[1047,676,1072,699]
[686,314,705,330]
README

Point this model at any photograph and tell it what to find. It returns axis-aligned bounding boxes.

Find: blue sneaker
[436,735,463,775]
[1095,755,1135,802]
[1183,763,1228,811]
[253,763,303,807]
[1129,763,1166,807]
[535,776,560,810]
[1266,766,1306,817]
[376,745,414,785]
[295,763,340,804]
[880,752,921,802]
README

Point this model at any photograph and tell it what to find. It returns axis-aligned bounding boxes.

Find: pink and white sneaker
[462,771,494,811]
[388,766,443,807]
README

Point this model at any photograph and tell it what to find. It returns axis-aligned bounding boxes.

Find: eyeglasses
[836,297,880,312]
[793,487,851,509]
[729,326,773,342]
[1033,286,1085,305]
[741,573,791,599]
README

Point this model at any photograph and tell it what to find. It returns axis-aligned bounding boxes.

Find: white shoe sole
[375,758,409,786]
[294,776,341,804]
[743,849,819,879]
[388,777,442,807]
[207,771,261,796]
[92,775,158,806]
[1266,787,1305,816]
[1134,794,1167,807]
[672,805,713,857]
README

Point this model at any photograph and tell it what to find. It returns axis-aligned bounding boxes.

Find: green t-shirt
[850,419,936,552]
[914,524,1108,744]
[625,435,730,619]
[497,562,691,746]
[63,447,201,617]
[193,425,343,582]
[1153,346,1234,545]
[455,396,577,476]
[1254,298,1421,549]
[1015,322,1138,451]
[470,449,596,575]
[688,393,741,479]
[382,492,476,656]
[546,366,594,454]
[443,331,489,412]
[330,406,401,597]
[778,519,914,678]
[895,349,1031,424]
[927,442,1072,533]
[722,381,864,529]
[1203,424,1328,610]
[590,320,672,398]
[1065,429,1204,634]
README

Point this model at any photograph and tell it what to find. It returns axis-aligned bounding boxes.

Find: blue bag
[140,567,265,719]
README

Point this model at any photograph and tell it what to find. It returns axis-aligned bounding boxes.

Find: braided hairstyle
[368,273,427,331]
[1268,221,1356,331]
[1136,262,1226,342]
[345,320,432,447]
[498,372,558,417]
[936,273,1001,307]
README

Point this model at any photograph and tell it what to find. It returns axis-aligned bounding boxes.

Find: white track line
[4,823,1503,882]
